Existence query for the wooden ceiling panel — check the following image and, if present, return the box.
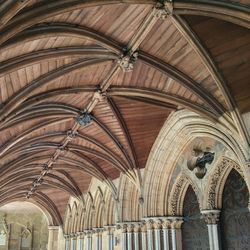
[112,97,172,169]
[0,57,86,103]
[44,4,152,45]
[140,18,224,105]
[62,169,92,194]
[0,36,94,62]
[41,188,70,218]
[215,0,250,5]
[184,16,250,114]
[111,60,205,107]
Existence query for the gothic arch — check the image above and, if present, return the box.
[168,173,200,216]
[143,109,249,217]
[204,156,248,210]
[118,174,142,222]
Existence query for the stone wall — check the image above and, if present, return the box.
[0,208,48,250]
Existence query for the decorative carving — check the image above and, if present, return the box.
[169,217,183,229]
[154,0,173,19]
[117,50,138,72]
[67,129,78,140]
[127,223,134,233]
[187,150,215,179]
[207,158,244,209]
[138,196,144,205]
[0,215,8,235]
[153,219,162,229]
[162,219,171,229]
[145,219,154,230]
[201,210,220,225]
[170,176,187,215]
[76,112,93,126]
[221,170,250,249]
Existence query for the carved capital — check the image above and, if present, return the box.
[84,230,93,237]
[93,227,104,236]
[162,219,171,229]
[202,210,220,225]
[145,219,154,230]
[104,225,115,235]
[153,219,163,229]
[133,223,142,233]
[127,223,134,233]
[168,217,183,229]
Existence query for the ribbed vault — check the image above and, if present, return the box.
[0,0,249,225]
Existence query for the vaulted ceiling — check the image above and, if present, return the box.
[0,0,249,225]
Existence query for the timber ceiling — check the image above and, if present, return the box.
[0,0,249,225]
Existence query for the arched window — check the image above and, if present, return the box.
[182,185,209,250]
[220,169,250,249]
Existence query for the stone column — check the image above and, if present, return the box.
[48,226,60,250]
[127,223,134,250]
[133,223,141,250]
[169,217,183,250]
[65,236,70,250]
[141,223,147,250]
[202,210,221,250]
[146,220,154,250]
[162,219,171,250]
[120,224,127,250]
[71,235,77,250]
[105,226,114,250]
[85,230,93,250]
[94,228,103,250]
[154,219,162,250]
[77,233,84,250]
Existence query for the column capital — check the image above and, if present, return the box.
[153,218,163,229]
[104,225,115,234]
[201,210,220,225]
[127,223,135,233]
[162,219,171,229]
[116,223,128,233]
[93,227,104,235]
[76,231,85,238]
[133,222,143,233]
[145,219,155,230]
[167,216,183,229]
[84,229,93,237]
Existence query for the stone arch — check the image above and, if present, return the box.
[84,193,95,230]
[104,189,116,226]
[203,156,247,210]
[64,204,72,234]
[93,187,105,228]
[143,109,249,217]
[118,174,142,222]
[168,173,200,216]
[71,201,78,233]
